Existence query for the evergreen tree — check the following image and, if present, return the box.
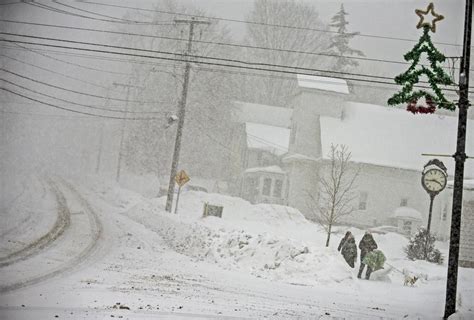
[326,4,364,72]
[388,26,454,113]
[405,228,444,264]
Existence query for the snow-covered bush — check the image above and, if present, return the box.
[404,228,444,264]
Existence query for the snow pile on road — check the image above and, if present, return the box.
[82,177,453,288]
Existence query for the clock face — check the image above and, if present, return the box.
[422,168,447,193]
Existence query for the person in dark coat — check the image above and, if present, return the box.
[337,231,352,252]
[341,234,357,268]
[357,231,378,279]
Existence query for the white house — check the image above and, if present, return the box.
[229,76,474,267]
[231,102,292,205]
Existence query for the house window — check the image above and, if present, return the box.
[359,192,368,210]
[273,179,283,198]
[262,178,272,196]
[400,198,408,207]
[442,204,448,221]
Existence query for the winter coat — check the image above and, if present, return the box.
[341,236,357,268]
[337,232,352,252]
[362,249,386,271]
[359,233,378,261]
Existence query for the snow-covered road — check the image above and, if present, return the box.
[1,176,473,319]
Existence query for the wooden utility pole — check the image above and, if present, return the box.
[444,0,472,318]
[165,17,210,213]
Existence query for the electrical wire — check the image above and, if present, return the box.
[1,68,170,103]
[0,87,162,120]
[0,42,464,99]
[0,78,169,114]
[1,37,467,94]
[79,1,466,48]
[0,32,463,84]
[1,39,130,75]
[0,52,118,93]
[25,0,176,26]
[2,19,460,71]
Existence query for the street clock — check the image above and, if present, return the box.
[421,159,448,243]
[421,159,448,195]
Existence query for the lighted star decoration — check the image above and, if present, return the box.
[415,3,444,33]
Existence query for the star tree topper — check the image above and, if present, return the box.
[415,3,444,33]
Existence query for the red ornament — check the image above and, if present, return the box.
[406,97,436,114]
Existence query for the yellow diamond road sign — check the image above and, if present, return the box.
[175,170,190,187]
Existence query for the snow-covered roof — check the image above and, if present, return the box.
[297,74,349,94]
[282,153,321,163]
[391,207,423,221]
[234,101,293,128]
[245,166,286,175]
[245,122,290,156]
[320,102,474,178]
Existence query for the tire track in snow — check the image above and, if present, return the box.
[0,178,71,267]
[0,178,103,293]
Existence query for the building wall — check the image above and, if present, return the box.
[438,188,474,267]
[285,160,320,219]
[338,163,446,230]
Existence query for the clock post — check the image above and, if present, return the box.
[421,159,448,259]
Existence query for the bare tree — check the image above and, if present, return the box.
[307,144,360,247]
[240,0,332,106]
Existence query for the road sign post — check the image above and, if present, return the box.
[174,170,190,214]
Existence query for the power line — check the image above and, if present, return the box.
[1,67,168,103]
[1,39,130,75]
[0,52,117,93]
[0,78,168,114]
[1,35,468,93]
[0,42,465,98]
[0,109,106,120]
[25,0,176,26]
[0,42,183,75]
[1,19,452,70]
[0,1,22,5]
[0,87,162,120]
[0,33,437,83]
[79,1,465,48]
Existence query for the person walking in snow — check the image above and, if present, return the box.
[340,234,357,268]
[357,231,378,279]
[337,231,352,252]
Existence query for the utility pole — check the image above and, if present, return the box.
[165,17,210,213]
[444,0,472,318]
[113,80,143,182]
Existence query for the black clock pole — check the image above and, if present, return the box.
[425,193,435,260]
[444,0,472,318]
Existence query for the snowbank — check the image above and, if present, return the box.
[83,178,456,289]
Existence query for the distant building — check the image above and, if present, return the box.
[285,75,473,240]
[230,75,474,267]
[231,102,291,204]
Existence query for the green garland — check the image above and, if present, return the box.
[388,26,455,113]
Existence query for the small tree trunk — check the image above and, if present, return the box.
[325,223,332,247]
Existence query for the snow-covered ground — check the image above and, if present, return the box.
[1,174,473,319]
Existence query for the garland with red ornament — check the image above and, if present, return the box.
[388,3,455,114]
